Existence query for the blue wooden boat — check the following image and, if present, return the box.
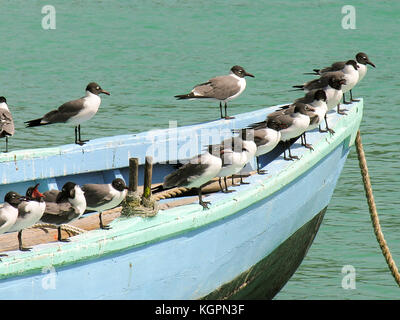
[0,100,363,299]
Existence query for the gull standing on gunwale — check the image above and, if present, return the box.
[215,136,257,192]
[293,71,347,118]
[267,103,313,161]
[159,145,224,209]
[82,178,128,230]
[174,65,255,120]
[275,90,328,146]
[305,60,359,105]
[0,192,25,258]
[306,52,375,103]
[247,118,281,174]
[8,184,46,251]
[40,182,87,242]
[0,97,14,153]
[24,82,110,145]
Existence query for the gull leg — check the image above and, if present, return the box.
[257,157,267,174]
[223,177,234,193]
[58,226,71,242]
[18,230,32,251]
[283,141,293,161]
[76,125,89,145]
[224,102,235,120]
[231,175,240,186]
[350,90,360,102]
[301,133,314,150]
[337,102,348,115]
[342,93,351,105]
[319,114,335,134]
[99,212,111,230]
[197,187,210,210]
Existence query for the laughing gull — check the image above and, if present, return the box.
[288,89,329,135]
[293,71,347,115]
[40,182,87,242]
[160,144,223,209]
[8,184,46,251]
[0,192,26,258]
[0,192,25,236]
[174,65,255,119]
[305,60,359,104]
[215,136,257,192]
[355,52,375,83]
[228,129,257,183]
[0,97,14,153]
[267,102,313,161]
[82,178,128,230]
[25,82,110,145]
[247,118,281,174]
[267,101,317,151]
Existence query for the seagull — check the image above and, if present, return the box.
[0,191,25,258]
[0,97,14,153]
[305,60,359,104]
[160,144,223,209]
[24,82,110,145]
[174,65,254,120]
[293,71,347,115]
[267,102,313,161]
[293,89,329,134]
[82,178,128,230]
[353,52,376,100]
[40,182,87,242]
[0,192,25,235]
[247,118,282,174]
[215,136,257,192]
[228,128,257,184]
[8,184,46,251]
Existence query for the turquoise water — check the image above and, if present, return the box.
[1,0,399,299]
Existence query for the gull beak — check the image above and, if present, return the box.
[367,60,376,68]
[244,72,255,78]
[32,184,44,199]
[100,89,111,95]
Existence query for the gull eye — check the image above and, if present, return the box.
[96,87,100,90]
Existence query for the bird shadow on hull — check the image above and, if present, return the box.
[256,136,299,169]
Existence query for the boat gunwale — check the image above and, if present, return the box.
[0,100,363,280]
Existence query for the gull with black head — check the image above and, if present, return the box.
[175,65,254,120]
[8,184,46,251]
[40,182,87,242]
[25,82,110,145]
[82,178,128,230]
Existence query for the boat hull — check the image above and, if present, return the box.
[0,100,363,299]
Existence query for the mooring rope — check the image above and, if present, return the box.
[30,223,87,236]
[355,130,400,287]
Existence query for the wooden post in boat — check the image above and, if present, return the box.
[142,156,153,200]
[128,157,139,192]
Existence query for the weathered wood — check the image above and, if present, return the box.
[143,156,153,200]
[128,157,139,192]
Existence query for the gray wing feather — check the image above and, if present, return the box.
[82,184,113,208]
[304,71,344,90]
[254,130,270,147]
[193,76,240,100]
[0,109,14,137]
[163,155,209,188]
[43,190,60,203]
[40,201,79,225]
[320,61,346,73]
[42,98,85,123]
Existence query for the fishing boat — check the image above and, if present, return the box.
[0,99,363,299]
